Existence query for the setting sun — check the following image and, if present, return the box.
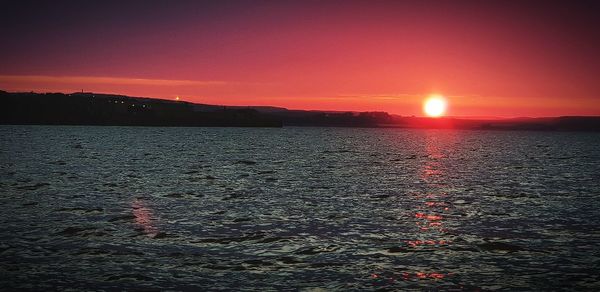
[423,95,448,117]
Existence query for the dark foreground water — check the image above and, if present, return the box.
[1,126,599,291]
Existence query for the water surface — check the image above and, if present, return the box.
[1,126,599,290]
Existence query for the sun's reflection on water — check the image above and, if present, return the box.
[131,198,159,237]
[396,132,459,284]
[370,133,462,287]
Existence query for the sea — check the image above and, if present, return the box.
[1,125,599,290]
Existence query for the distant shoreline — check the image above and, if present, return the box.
[1,90,599,131]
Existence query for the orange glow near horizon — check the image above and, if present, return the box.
[4,75,599,117]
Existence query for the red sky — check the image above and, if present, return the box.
[1,0,599,117]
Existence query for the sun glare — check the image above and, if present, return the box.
[423,95,447,117]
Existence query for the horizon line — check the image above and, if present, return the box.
[1,88,599,120]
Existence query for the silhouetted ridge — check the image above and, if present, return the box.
[1,90,599,131]
[0,91,281,127]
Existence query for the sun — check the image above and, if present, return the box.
[423,95,447,117]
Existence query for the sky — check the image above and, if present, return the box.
[1,0,599,117]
